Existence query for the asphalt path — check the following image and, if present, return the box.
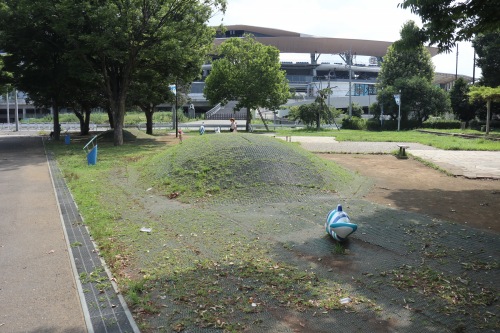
[0,135,87,333]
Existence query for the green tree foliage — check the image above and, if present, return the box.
[65,0,225,145]
[377,21,450,127]
[450,78,475,122]
[469,86,500,134]
[396,76,451,125]
[399,0,500,52]
[128,68,175,135]
[378,22,434,87]
[288,89,340,129]
[0,0,76,139]
[204,36,290,131]
[0,0,226,145]
[349,103,364,118]
[473,32,500,87]
[288,103,320,128]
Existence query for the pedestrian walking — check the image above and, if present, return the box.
[230,118,237,132]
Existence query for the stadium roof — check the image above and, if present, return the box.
[215,25,440,58]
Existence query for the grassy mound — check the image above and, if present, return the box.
[144,133,356,202]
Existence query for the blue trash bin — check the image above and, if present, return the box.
[64,134,70,145]
[87,145,98,165]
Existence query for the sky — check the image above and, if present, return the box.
[208,0,481,78]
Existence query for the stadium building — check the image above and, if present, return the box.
[1,25,473,122]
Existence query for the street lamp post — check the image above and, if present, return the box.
[348,51,352,117]
[14,89,19,131]
[6,91,10,126]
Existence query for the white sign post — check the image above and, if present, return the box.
[394,93,401,131]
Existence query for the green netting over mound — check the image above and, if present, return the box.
[145,134,356,202]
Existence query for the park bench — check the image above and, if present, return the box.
[397,144,409,159]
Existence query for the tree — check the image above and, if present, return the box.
[0,0,226,145]
[128,68,175,135]
[399,0,500,51]
[0,0,74,140]
[469,86,500,135]
[396,76,451,125]
[378,21,434,87]
[204,36,290,132]
[473,32,500,87]
[288,103,320,128]
[450,78,475,122]
[63,0,226,145]
[377,21,450,127]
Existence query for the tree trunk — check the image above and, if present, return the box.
[145,109,154,135]
[257,108,269,131]
[52,100,61,141]
[73,107,90,135]
[112,97,125,146]
[74,111,85,134]
[107,107,114,129]
[246,107,251,132]
[486,99,491,135]
[83,107,91,135]
[316,101,323,130]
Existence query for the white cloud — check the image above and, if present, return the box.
[210,0,481,78]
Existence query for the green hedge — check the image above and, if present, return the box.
[341,117,367,130]
[469,119,500,131]
[421,120,461,129]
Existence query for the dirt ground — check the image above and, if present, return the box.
[159,133,500,234]
[319,154,500,234]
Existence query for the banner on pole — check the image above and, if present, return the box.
[169,84,176,96]
[393,94,401,106]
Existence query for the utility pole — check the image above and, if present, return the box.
[327,71,331,108]
[339,49,353,117]
[14,89,19,131]
[472,50,476,84]
[348,50,352,117]
[6,91,10,126]
[175,80,178,138]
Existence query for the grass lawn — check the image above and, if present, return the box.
[47,129,500,332]
[271,128,500,151]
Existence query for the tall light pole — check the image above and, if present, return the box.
[5,91,10,126]
[14,89,19,131]
[339,50,353,116]
[348,50,352,117]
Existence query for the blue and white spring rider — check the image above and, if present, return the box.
[325,204,357,242]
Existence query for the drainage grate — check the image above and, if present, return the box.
[47,151,139,333]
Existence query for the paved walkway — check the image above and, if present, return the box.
[0,135,87,333]
[0,133,139,333]
[274,136,500,179]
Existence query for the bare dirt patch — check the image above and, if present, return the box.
[319,154,500,233]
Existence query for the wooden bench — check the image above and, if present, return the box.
[397,144,409,159]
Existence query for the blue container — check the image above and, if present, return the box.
[64,134,70,145]
[87,145,98,165]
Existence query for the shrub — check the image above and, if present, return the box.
[342,117,367,130]
[422,119,461,129]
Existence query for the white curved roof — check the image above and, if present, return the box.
[215,25,439,58]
